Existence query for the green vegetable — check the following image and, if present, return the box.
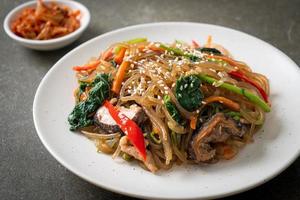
[163,95,183,124]
[175,39,184,44]
[198,47,222,55]
[170,131,181,147]
[110,60,117,68]
[126,37,147,44]
[68,74,110,131]
[76,82,89,102]
[122,153,133,161]
[225,111,241,121]
[160,44,185,56]
[175,75,204,111]
[114,38,148,54]
[207,58,228,66]
[148,132,161,144]
[198,74,271,112]
[159,44,200,62]
[211,103,223,114]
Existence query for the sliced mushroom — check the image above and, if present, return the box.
[119,136,158,173]
[188,113,247,163]
[94,104,147,134]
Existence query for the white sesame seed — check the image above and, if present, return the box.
[209,68,216,73]
[175,43,181,48]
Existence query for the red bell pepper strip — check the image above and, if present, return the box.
[72,60,101,71]
[103,101,147,160]
[228,71,269,103]
[192,40,200,48]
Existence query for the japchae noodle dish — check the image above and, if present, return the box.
[68,37,271,173]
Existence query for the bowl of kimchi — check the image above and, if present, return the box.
[3,0,90,50]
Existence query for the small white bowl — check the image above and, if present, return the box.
[3,0,90,50]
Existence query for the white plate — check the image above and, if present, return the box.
[33,22,300,199]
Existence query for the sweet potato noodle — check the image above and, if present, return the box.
[67,37,271,173]
[11,0,80,40]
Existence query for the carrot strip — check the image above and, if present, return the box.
[137,44,146,51]
[112,61,130,94]
[222,145,236,160]
[114,47,127,65]
[206,35,212,47]
[149,44,164,52]
[190,116,197,130]
[203,96,240,111]
[101,48,113,61]
[153,125,160,134]
[72,60,100,71]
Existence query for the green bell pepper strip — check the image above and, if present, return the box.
[115,38,148,53]
[160,44,200,61]
[126,37,147,44]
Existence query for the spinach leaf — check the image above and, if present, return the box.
[188,55,200,62]
[163,95,184,125]
[110,60,117,68]
[68,74,110,131]
[175,75,203,111]
[197,47,222,55]
[76,82,89,102]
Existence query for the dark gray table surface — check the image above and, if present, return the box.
[1,0,299,199]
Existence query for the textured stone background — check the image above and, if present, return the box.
[1,0,299,199]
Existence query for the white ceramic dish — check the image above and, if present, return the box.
[33,22,300,199]
[3,0,90,50]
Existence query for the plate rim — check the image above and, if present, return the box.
[33,22,300,199]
